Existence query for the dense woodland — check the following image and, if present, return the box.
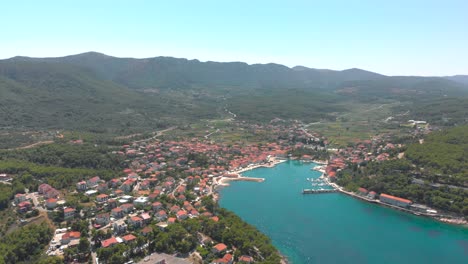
[0,223,53,264]
[405,125,467,185]
[337,126,468,216]
[0,143,125,170]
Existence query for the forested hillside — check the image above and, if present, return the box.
[0,60,219,132]
[0,223,53,263]
[1,52,467,134]
[405,125,468,185]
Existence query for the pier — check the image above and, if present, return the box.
[302,189,337,194]
[230,177,265,182]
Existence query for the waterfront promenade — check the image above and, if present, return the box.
[323,177,468,225]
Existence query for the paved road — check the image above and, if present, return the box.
[27,193,47,212]
[170,179,185,196]
[88,219,97,264]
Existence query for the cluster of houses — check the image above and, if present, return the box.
[59,136,296,262]
[323,136,403,181]
[12,183,62,213]
[10,123,332,263]
[14,193,32,213]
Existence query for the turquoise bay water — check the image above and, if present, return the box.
[219,160,468,264]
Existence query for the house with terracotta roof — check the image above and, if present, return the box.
[101,237,119,248]
[111,207,124,218]
[97,183,108,193]
[107,199,117,209]
[44,188,60,199]
[122,234,137,243]
[155,210,167,221]
[358,187,368,196]
[176,210,188,220]
[110,178,121,188]
[212,243,227,254]
[140,180,150,190]
[190,209,200,217]
[152,201,162,211]
[368,191,377,199]
[167,217,176,224]
[141,212,151,224]
[114,189,124,196]
[120,180,135,193]
[87,176,101,188]
[170,205,180,214]
[76,181,87,191]
[379,193,412,208]
[96,213,110,225]
[212,253,233,264]
[38,183,53,194]
[238,255,254,263]
[96,193,109,203]
[64,207,75,220]
[17,201,32,212]
[61,231,81,244]
[140,226,152,236]
[14,193,26,204]
[46,198,57,209]
[129,216,144,228]
[120,203,134,213]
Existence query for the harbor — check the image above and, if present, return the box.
[301,174,337,194]
[219,160,468,264]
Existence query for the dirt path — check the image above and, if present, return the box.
[133,126,177,143]
[114,133,143,140]
[6,140,54,151]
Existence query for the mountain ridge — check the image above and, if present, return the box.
[1,52,467,132]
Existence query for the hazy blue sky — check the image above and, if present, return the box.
[2,0,467,75]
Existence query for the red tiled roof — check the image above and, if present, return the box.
[122,234,137,242]
[213,243,227,252]
[239,255,254,262]
[177,210,187,216]
[141,226,152,234]
[358,187,368,193]
[63,231,81,240]
[380,193,411,204]
[101,237,118,248]
[130,216,142,222]
[64,207,75,213]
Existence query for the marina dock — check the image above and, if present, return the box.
[302,189,337,194]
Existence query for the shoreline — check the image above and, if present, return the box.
[230,158,287,175]
[212,158,287,200]
[324,178,468,227]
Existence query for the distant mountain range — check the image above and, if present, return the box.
[1,52,467,131]
[444,75,468,85]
